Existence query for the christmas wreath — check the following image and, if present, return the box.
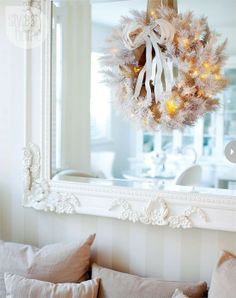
[101,6,228,130]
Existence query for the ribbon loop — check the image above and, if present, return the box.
[122,19,176,102]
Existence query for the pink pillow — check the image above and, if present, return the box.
[0,234,96,297]
[92,263,207,298]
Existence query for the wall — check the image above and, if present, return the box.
[0,0,236,286]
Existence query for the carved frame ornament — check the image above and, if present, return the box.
[23,144,208,229]
[23,0,236,232]
[23,144,81,214]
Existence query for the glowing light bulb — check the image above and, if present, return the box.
[150,10,156,17]
[203,62,210,70]
[200,73,208,80]
[192,69,199,77]
[166,99,178,116]
[214,74,222,81]
[133,66,142,74]
[183,38,190,49]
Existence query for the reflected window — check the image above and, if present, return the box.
[90,52,111,143]
[224,69,236,147]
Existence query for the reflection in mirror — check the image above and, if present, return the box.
[51,0,236,193]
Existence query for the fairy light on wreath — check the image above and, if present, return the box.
[101,1,228,130]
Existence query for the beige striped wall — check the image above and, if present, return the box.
[1,0,236,285]
[1,199,236,284]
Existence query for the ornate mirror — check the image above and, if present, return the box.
[24,0,236,231]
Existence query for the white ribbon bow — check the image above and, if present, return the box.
[122,19,176,103]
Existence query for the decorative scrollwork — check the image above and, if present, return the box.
[22,0,44,35]
[23,143,40,192]
[109,199,207,229]
[23,143,81,214]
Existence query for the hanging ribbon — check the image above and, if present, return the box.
[146,0,178,22]
[122,19,176,103]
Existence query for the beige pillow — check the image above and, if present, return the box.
[209,250,236,298]
[4,273,100,298]
[172,289,189,298]
[0,234,95,298]
[92,264,207,298]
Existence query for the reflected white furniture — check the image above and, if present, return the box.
[175,165,202,186]
[55,169,99,179]
[91,152,115,179]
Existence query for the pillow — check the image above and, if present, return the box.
[0,234,95,298]
[92,264,207,298]
[208,250,236,298]
[4,273,100,298]
[172,289,189,298]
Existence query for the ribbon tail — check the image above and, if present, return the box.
[145,38,153,103]
[151,35,164,102]
[167,59,174,86]
[133,64,146,99]
[155,42,172,93]
[162,57,172,92]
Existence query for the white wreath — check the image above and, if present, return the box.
[102,7,228,130]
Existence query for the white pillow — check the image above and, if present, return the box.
[4,273,100,298]
[0,234,96,298]
[172,289,189,298]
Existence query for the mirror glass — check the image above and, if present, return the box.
[51,0,236,193]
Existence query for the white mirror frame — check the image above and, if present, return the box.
[23,0,236,232]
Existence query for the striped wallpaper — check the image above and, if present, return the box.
[0,0,236,286]
[2,200,236,284]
